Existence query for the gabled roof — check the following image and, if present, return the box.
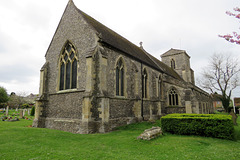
[61,1,184,81]
[74,5,160,71]
[161,48,190,58]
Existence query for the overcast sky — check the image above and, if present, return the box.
[0,0,240,98]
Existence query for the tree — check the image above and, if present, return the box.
[219,7,240,44]
[199,53,240,112]
[0,86,9,104]
[8,92,27,109]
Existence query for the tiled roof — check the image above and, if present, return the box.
[72,1,183,81]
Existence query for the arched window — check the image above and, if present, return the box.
[59,42,78,90]
[171,59,175,69]
[168,88,179,106]
[116,59,124,96]
[142,69,148,98]
[158,75,162,98]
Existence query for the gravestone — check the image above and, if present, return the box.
[5,106,9,116]
[16,108,18,112]
[23,109,26,116]
[137,126,162,140]
[19,110,23,119]
[28,109,30,116]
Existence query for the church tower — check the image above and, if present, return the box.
[161,48,195,84]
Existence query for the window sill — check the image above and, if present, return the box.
[57,88,78,94]
[115,95,126,99]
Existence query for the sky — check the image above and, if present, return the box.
[0,0,240,98]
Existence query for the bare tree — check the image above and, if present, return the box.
[8,92,27,109]
[200,53,240,112]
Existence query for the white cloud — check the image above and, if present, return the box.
[0,0,240,98]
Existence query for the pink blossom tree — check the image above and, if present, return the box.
[219,7,240,45]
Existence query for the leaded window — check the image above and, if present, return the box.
[169,88,179,106]
[116,59,124,96]
[142,69,148,98]
[59,42,78,90]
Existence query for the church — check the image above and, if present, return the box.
[33,0,213,133]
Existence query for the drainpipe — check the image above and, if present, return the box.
[141,62,144,120]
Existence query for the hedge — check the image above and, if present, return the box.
[160,114,234,140]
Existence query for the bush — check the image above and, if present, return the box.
[30,106,35,116]
[161,114,234,140]
[21,103,29,109]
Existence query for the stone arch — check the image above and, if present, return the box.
[58,40,78,91]
[115,56,126,96]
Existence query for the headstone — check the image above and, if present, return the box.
[23,109,26,117]
[5,106,9,116]
[16,108,18,112]
[28,109,30,116]
[137,126,162,140]
[19,110,23,118]
[230,109,238,125]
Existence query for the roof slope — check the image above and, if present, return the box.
[146,52,183,80]
[76,9,160,70]
[70,1,183,81]
[161,48,190,58]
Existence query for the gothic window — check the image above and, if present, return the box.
[171,59,175,69]
[116,59,124,96]
[168,88,179,106]
[142,69,148,98]
[158,75,162,98]
[59,42,78,91]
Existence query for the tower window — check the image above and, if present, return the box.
[171,59,175,69]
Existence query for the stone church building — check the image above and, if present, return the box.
[33,0,213,133]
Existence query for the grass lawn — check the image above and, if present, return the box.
[0,110,240,160]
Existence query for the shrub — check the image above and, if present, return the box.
[30,106,35,116]
[21,103,29,109]
[161,114,234,140]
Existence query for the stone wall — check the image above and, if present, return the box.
[44,1,98,94]
[34,1,213,134]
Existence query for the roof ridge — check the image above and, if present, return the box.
[139,47,164,72]
[72,3,161,70]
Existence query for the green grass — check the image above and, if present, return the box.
[0,110,240,160]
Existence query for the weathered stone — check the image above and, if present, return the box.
[137,126,163,140]
[5,106,9,116]
[19,110,23,119]
[33,0,213,134]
